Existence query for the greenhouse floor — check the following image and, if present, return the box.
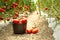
[0,23,54,40]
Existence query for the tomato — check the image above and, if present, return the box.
[18,18,23,24]
[4,0,8,2]
[10,6,13,9]
[10,3,15,9]
[18,21,22,24]
[6,18,10,21]
[12,3,15,6]
[13,19,19,24]
[0,17,4,20]
[45,7,48,10]
[15,3,18,7]
[0,8,5,12]
[11,5,15,8]
[26,29,32,34]
[12,3,18,8]
[22,18,27,24]
[2,6,7,10]
[32,28,38,34]
[15,12,19,17]
[13,15,17,19]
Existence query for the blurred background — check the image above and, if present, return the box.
[0,0,60,40]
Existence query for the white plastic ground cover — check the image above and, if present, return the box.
[0,18,13,30]
[40,11,60,40]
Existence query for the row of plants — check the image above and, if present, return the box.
[39,0,60,23]
[0,0,39,34]
[0,0,38,22]
[1,0,60,23]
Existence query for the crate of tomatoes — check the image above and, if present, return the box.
[13,16,27,34]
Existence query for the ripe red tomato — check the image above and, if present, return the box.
[4,0,8,2]
[12,3,18,8]
[13,15,17,19]
[18,21,22,24]
[0,17,4,20]
[10,3,17,9]
[15,3,18,7]
[18,18,23,24]
[12,3,15,6]
[32,28,38,34]
[13,19,19,24]
[26,29,32,34]
[10,6,13,9]
[45,7,48,10]
[22,18,27,24]
[10,3,15,9]
[6,18,10,21]
[15,12,19,17]
[2,6,7,10]
[0,8,5,12]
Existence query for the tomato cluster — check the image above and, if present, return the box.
[4,0,8,2]
[0,17,10,21]
[0,17,4,20]
[0,8,5,12]
[13,17,27,24]
[13,17,38,34]
[10,3,18,9]
[26,27,38,34]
